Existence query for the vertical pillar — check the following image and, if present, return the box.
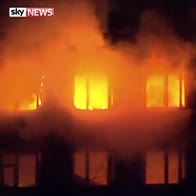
[164,151,168,184]
[38,135,73,187]
[14,154,19,187]
[86,151,90,184]
[107,154,114,184]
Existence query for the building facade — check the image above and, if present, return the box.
[0,1,195,193]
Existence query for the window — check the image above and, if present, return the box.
[18,155,36,187]
[18,94,42,111]
[18,75,44,110]
[73,152,110,185]
[145,150,185,184]
[1,153,39,187]
[145,151,165,184]
[2,154,17,187]
[6,75,44,111]
[74,74,110,110]
[74,76,87,110]
[73,152,86,182]
[146,74,185,107]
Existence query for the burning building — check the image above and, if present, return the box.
[0,0,195,195]
[0,47,193,192]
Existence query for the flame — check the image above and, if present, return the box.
[168,74,180,107]
[146,75,164,107]
[5,94,42,111]
[74,76,87,110]
[18,94,41,111]
[74,74,109,110]
[15,75,43,111]
[182,78,185,107]
[38,95,42,106]
[88,75,108,110]
[146,74,185,108]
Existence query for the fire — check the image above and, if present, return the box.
[74,76,87,110]
[18,94,41,111]
[74,74,109,110]
[146,75,165,107]
[182,78,185,107]
[168,74,180,107]
[88,76,108,110]
[146,74,185,108]
[16,75,44,111]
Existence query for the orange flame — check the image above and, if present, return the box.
[18,94,41,111]
[146,74,185,108]
[74,74,109,110]
[146,75,165,107]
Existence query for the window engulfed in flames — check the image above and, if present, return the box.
[74,74,109,110]
[146,74,185,107]
[146,76,165,107]
[16,75,44,111]
[74,76,87,110]
[18,94,42,111]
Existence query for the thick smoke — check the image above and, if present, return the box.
[0,1,193,157]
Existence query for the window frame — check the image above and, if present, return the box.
[74,74,113,110]
[73,151,114,185]
[0,153,40,187]
[145,149,185,185]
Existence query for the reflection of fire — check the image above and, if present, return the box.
[146,74,185,107]
[74,152,108,185]
[74,74,109,110]
[145,150,185,184]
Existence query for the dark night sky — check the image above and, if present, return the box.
[108,0,196,41]
[0,0,196,41]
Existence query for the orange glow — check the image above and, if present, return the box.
[74,76,87,110]
[74,74,109,110]
[168,151,179,183]
[74,152,86,180]
[88,76,108,110]
[146,151,184,184]
[182,79,185,107]
[18,94,41,111]
[73,152,108,185]
[146,75,164,107]
[89,152,108,185]
[145,151,165,184]
[146,74,185,107]
[38,95,42,106]
[18,155,36,187]
[168,74,180,107]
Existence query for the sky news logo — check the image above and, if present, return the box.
[9,7,54,17]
